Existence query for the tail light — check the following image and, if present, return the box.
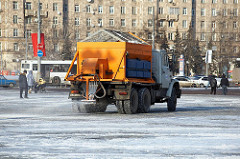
[119,92,128,95]
[71,90,79,94]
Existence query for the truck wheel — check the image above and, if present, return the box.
[9,83,14,87]
[167,88,177,112]
[115,88,138,114]
[138,88,151,113]
[95,97,108,112]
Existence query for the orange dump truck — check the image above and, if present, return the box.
[65,41,181,114]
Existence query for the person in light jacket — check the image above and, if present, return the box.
[19,70,28,98]
[27,70,35,93]
[220,74,229,95]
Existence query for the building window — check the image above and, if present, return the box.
[212,8,217,16]
[183,0,187,2]
[25,2,32,10]
[201,8,205,16]
[183,8,187,15]
[53,30,58,38]
[212,33,217,41]
[168,33,173,40]
[75,30,80,40]
[223,0,227,3]
[223,9,227,16]
[159,7,163,14]
[234,46,238,53]
[148,33,152,40]
[0,29,2,37]
[54,44,59,52]
[148,19,153,27]
[159,20,164,27]
[201,0,205,3]
[109,19,114,26]
[13,29,18,37]
[233,0,238,3]
[233,21,237,29]
[0,42,2,51]
[98,19,103,27]
[182,20,187,28]
[212,21,216,29]
[121,19,126,27]
[182,32,187,40]
[86,18,91,27]
[53,17,58,25]
[0,15,1,24]
[86,32,91,37]
[159,0,164,2]
[132,19,137,27]
[169,7,179,15]
[13,15,18,24]
[13,1,18,10]
[63,4,68,12]
[201,21,205,28]
[121,6,126,14]
[233,9,238,16]
[14,43,19,51]
[98,5,103,14]
[75,5,80,12]
[148,7,153,14]
[28,43,33,51]
[109,6,114,14]
[223,21,227,28]
[26,29,31,38]
[86,5,91,13]
[75,18,80,26]
[212,0,217,3]
[132,7,137,15]
[200,33,205,41]
[53,3,58,11]
[168,20,174,27]
[26,17,32,24]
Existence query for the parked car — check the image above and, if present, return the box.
[0,75,17,87]
[192,76,220,87]
[173,76,197,87]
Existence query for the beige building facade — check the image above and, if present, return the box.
[0,0,239,73]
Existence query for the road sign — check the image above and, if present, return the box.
[37,50,43,57]
[37,43,43,50]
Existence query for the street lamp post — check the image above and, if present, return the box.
[37,0,41,80]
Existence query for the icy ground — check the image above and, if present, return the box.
[0,89,240,159]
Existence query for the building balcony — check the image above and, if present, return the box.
[167,14,179,21]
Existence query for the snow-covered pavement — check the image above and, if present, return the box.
[0,89,240,158]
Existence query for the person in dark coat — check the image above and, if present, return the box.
[220,74,229,95]
[210,76,217,95]
[19,70,28,98]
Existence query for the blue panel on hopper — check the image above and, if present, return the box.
[143,71,151,78]
[143,61,151,70]
[136,60,144,69]
[126,70,137,77]
[136,71,144,78]
[126,59,137,69]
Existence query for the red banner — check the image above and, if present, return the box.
[31,33,46,57]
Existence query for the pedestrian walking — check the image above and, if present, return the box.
[27,70,35,93]
[220,74,229,95]
[210,76,217,95]
[19,70,28,98]
[206,74,213,89]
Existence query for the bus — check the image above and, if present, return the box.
[20,60,77,85]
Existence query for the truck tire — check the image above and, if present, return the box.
[95,97,108,112]
[138,88,151,113]
[167,88,177,112]
[9,83,14,87]
[116,88,138,114]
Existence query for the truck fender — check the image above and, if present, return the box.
[166,79,180,98]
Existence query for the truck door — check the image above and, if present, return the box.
[161,54,171,88]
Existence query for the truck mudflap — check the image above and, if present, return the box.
[166,79,181,98]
